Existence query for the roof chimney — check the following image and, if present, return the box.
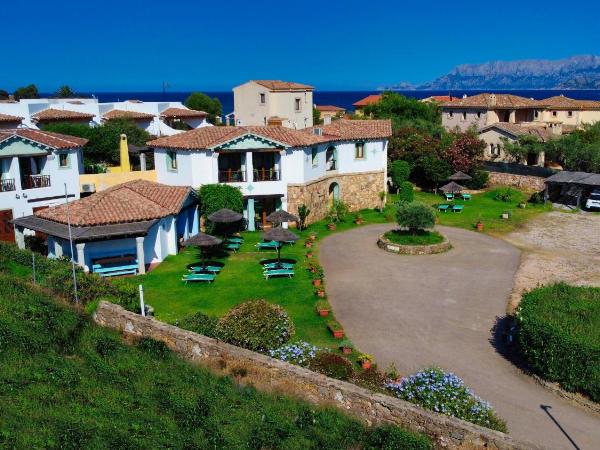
[490,94,497,106]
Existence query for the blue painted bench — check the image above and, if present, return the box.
[92,251,138,277]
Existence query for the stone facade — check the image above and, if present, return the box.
[94,301,541,450]
[487,172,546,191]
[287,170,385,223]
[378,234,452,255]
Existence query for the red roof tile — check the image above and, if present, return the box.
[0,128,88,149]
[306,119,392,141]
[32,108,95,121]
[315,105,345,112]
[535,95,600,110]
[160,107,207,118]
[252,80,314,91]
[103,109,155,120]
[36,180,191,226]
[352,94,382,107]
[441,93,538,109]
[0,113,23,123]
[479,123,556,142]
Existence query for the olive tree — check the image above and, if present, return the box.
[396,202,435,234]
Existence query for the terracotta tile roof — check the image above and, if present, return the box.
[441,93,538,109]
[0,113,23,123]
[421,95,457,103]
[35,180,192,226]
[315,105,345,112]
[352,94,382,107]
[160,107,207,118]
[0,128,88,149]
[536,95,600,110]
[479,123,555,142]
[103,109,155,120]
[252,80,314,91]
[306,119,392,141]
[32,108,95,121]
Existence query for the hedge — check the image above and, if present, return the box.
[516,283,600,401]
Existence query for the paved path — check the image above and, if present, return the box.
[321,225,600,450]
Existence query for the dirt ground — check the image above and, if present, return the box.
[503,211,600,312]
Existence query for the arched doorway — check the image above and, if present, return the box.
[325,146,337,171]
[328,182,340,206]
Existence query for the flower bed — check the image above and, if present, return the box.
[383,229,444,246]
[377,233,451,255]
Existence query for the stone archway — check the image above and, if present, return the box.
[328,182,340,206]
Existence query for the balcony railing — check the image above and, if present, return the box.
[21,174,51,190]
[0,178,16,192]
[218,169,246,183]
[326,159,337,171]
[253,168,280,182]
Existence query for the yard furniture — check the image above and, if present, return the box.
[227,237,243,243]
[461,193,472,200]
[264,269,295,279]
[256,240,281,250]
[444,192,455,201]
[452,204,464,213]
[181,273,216,283]
[207,208,243,242]
[181,232,223,271]
[226,242,240,252]
[263,262,294,270]
[190,265,222,274]
[262,226,300,266]
[438,204,450,212]
[440,181,465,198]
[91,253,138,277]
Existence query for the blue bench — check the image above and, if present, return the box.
[92,252,138,277]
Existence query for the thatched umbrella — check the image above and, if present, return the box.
[262,226,299,265]
[448,171,472,182]
[440,181,465,194]
[208,208,243,223]
[182,232,222,268]
[266,209,299,226]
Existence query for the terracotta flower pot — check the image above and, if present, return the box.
[305,242,312,248]
[332,330,344,339]
[309,235,317,241]
[327,223,336,231]
[361,360,372,370]
[355,220,362,225]
[342,347,352,355]
[318,309,330,317]
[317,290,326,298]
[476,222,484,231]
[306,253,313,259]
[313,279,322,287]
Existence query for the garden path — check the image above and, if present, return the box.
[321,224,600,450]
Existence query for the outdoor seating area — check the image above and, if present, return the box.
[91,253,138,277]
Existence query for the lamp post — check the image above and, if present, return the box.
[64,183,79,304]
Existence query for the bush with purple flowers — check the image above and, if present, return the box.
[385,367,507,432]
[269,341,318,367]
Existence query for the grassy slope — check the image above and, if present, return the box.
[0,274,430,449]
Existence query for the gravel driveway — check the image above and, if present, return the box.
[321,224,600,450]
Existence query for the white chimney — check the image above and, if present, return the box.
[323,115,332,125]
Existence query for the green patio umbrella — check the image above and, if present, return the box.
[262,226,299,265]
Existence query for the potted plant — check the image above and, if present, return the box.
[304,238,313,248]
[306,251,313,259]
[327,320,344,339]
[476,220,484,231]
[306,261,318,273]
[308,232,317,242]
[358,353,373,370]
[354,213,363,225]
[385,363,400,382]
[339,339,354,355]
[312,277,322,287]
[311,266,324,286]
[327,222,336,231]
[316,300,330,317]
[315,286,326,298]
[501,210,510,220]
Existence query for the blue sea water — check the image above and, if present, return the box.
[54,90,600,115]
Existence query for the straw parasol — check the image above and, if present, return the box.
[440,181,465,194]
[266,209,299,225]
[208,208,243,223]
[182,232,222,268]
[448,171,472,182]
[262,226,299,265]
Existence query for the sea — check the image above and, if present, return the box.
[47,90,600,115]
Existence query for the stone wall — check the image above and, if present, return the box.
[287,170,384,223]
[487,172,546,191]
[94,301,541,450]
[378,234,452,255]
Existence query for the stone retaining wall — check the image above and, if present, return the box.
[378,234,452,255]
[287,170,385,223]
[487,172,546,191]
[94,301,541,450]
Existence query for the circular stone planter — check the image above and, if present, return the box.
[377,232,452,255]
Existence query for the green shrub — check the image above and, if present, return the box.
[396,202,435,234]
[179,311,218,337]
[389,160,411,189]
[383,230,444,246]
[398,181,414,203]
[516,283,600,401]
[529,190,545,204]
[327,200,349,223]
[493,187,519,202]
[216,300,295,352]
[297,204,311,230]
[197,184,243,232]
[309,351,354,380]
[364,425,432,450]
[467,169,489,190]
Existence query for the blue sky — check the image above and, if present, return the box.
[3,0,600,92]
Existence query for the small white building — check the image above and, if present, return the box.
[233,80,314,129]
[148,119,391,228]
[0,128,86,242]
[13,180,198,274]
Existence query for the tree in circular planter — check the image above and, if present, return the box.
[395,201,436,235]
[215,300,295,352]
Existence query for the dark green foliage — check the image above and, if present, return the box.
[529,191,545,204]
[327,200,349,223]
[383,230,444,246]
[516,283,600,401]
[185,92,222,124]
[493,188,519,202]
[0,276,428,448]
[216,300,295,352]
[179,311,218,337]
[396,202,436,234]
[13,84,39,100]
[54,85,77,98]
[0,89,9,100]
[398,181,414,203]
[419,155,452,188]
[297,204,311,230]
[389,160,411,190]
[309,351,354,381]
[364,425,432,450]
[467,169,489,189]
[312,107,322,125]
[197,183,244,232]
[363,92,441,130]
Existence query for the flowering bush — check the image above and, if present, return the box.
[269,341,318,367]
[216,300,295,352]
[385,367,507,432]
[309,351,354,381]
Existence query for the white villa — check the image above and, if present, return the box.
[149,119,391,229]
[0,98,210,136]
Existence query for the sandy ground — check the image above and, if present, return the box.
[503,211,600,312]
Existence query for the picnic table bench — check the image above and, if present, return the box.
[452,204,464,213]
[438,204,450,212]
[92,252,138,277]
[182,273,216,283]
[264,269,295,279]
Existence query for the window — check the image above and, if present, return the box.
[166,151,177,171]
[311,147,318,167]
[259,93,266,104]
[477,112,482,119]
[294,98,301,112]
[58,153,69,168]
[448,111,454,118]
[552,111,557,117]
[462,112,467,121]
[355,142,365,159]
[568,110,573,118]
[534,110,539,118]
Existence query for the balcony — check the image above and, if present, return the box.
[21,174,51,190]
[218,169,246,183]
[0,178,16,192]
[253,168,280,182]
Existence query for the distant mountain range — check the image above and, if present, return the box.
[386,55,600,90]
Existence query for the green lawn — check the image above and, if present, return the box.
[383,230,444,245]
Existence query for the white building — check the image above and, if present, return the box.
[0,98,210,136]
[233,80,314,129]
[148,119,391,229]
[0,129,86,242]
